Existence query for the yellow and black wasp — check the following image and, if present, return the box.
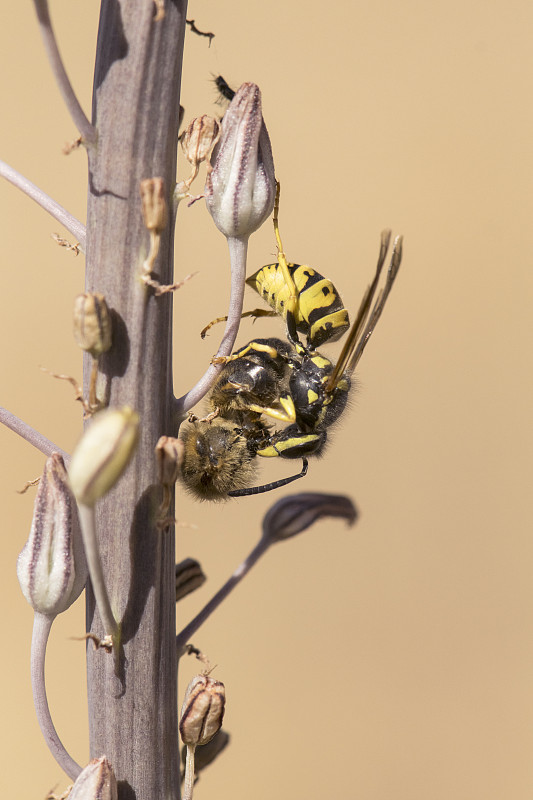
[179,184,403,500]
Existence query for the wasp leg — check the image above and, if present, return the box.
[272,181,303,349]
[228,458,308,497]
[256,428,326,459]
[200,308,276,339]
[247,393,297,424]
[211,339,283,366]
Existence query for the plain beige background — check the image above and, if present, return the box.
[1,1,532,798]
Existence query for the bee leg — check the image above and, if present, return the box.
[228,458,308,497]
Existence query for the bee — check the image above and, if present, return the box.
[179,337,309,499]
[179,227,403,500]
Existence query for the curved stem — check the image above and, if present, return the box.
[32,0,96,146]
[176,536,270,652]
[0,161,86,248]
[31,612,82,779]
[78,504,118,641]
[0,406,70,462]
[175,234,248,416]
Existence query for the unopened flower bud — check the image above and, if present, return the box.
[262,492,358,543]
[73,293,112,358]
[180,675,226,747]
[140,177,168,233]
[156,436,183,487]
[205,82,275,239]
[175,558,206,602]
[181,116,220,167]
[68,756,118,800]
[17,454,88,616]
[69,407,139,506]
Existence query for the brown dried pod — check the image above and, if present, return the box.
[156,436,184,487]
[181,115,220,167]
[140,176,168,233]
[73,293,112,359]
[179,675,226,747]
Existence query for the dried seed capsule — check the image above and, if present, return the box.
[205,83,275,239]
[262,492,358,543]
[175,558,206,602]
[17,453,88,616]
[181,115,220,167]
[73,293,112,358]
[68,756,118,800]
[179,675,226,747]
[156,436,184,487]
[140,177,168,233]
[68,407,139,506]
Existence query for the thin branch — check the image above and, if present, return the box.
[0,406,69,462]
[32,0,96,146]
[31,612,83,780]
[176,537,270,652]
[174,234,248,416]
[0,161,86,249]
[78,504,118,643]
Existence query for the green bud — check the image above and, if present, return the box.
[69,407,139,506]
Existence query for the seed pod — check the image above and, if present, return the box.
[262,492,358,543]
[179,675,226,747]
[73,293,112,358]
[140,177,168,233]
[156,436,184,487]
[68,756,118,800]
[205,83,275,239]
[17,453,88,616]
[175,558,206,602]
[181,115,220,167]
[68,407,139,506]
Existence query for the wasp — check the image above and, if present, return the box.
[201,183,350,351]
[179,215,403,499]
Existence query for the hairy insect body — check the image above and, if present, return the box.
[179,336,352,500]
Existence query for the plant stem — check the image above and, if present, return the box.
[32,0,96,146]
[83,3,187,796]
[0,161,86,248]
[182,745,196,800]
[78,504,118,641]
[176,536,271,651]
[31,612,82,780]
[175,234,249,415]
[0,406,69,462]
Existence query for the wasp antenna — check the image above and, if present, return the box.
[228,459,308,497]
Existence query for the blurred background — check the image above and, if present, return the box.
[1,1,532,797]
